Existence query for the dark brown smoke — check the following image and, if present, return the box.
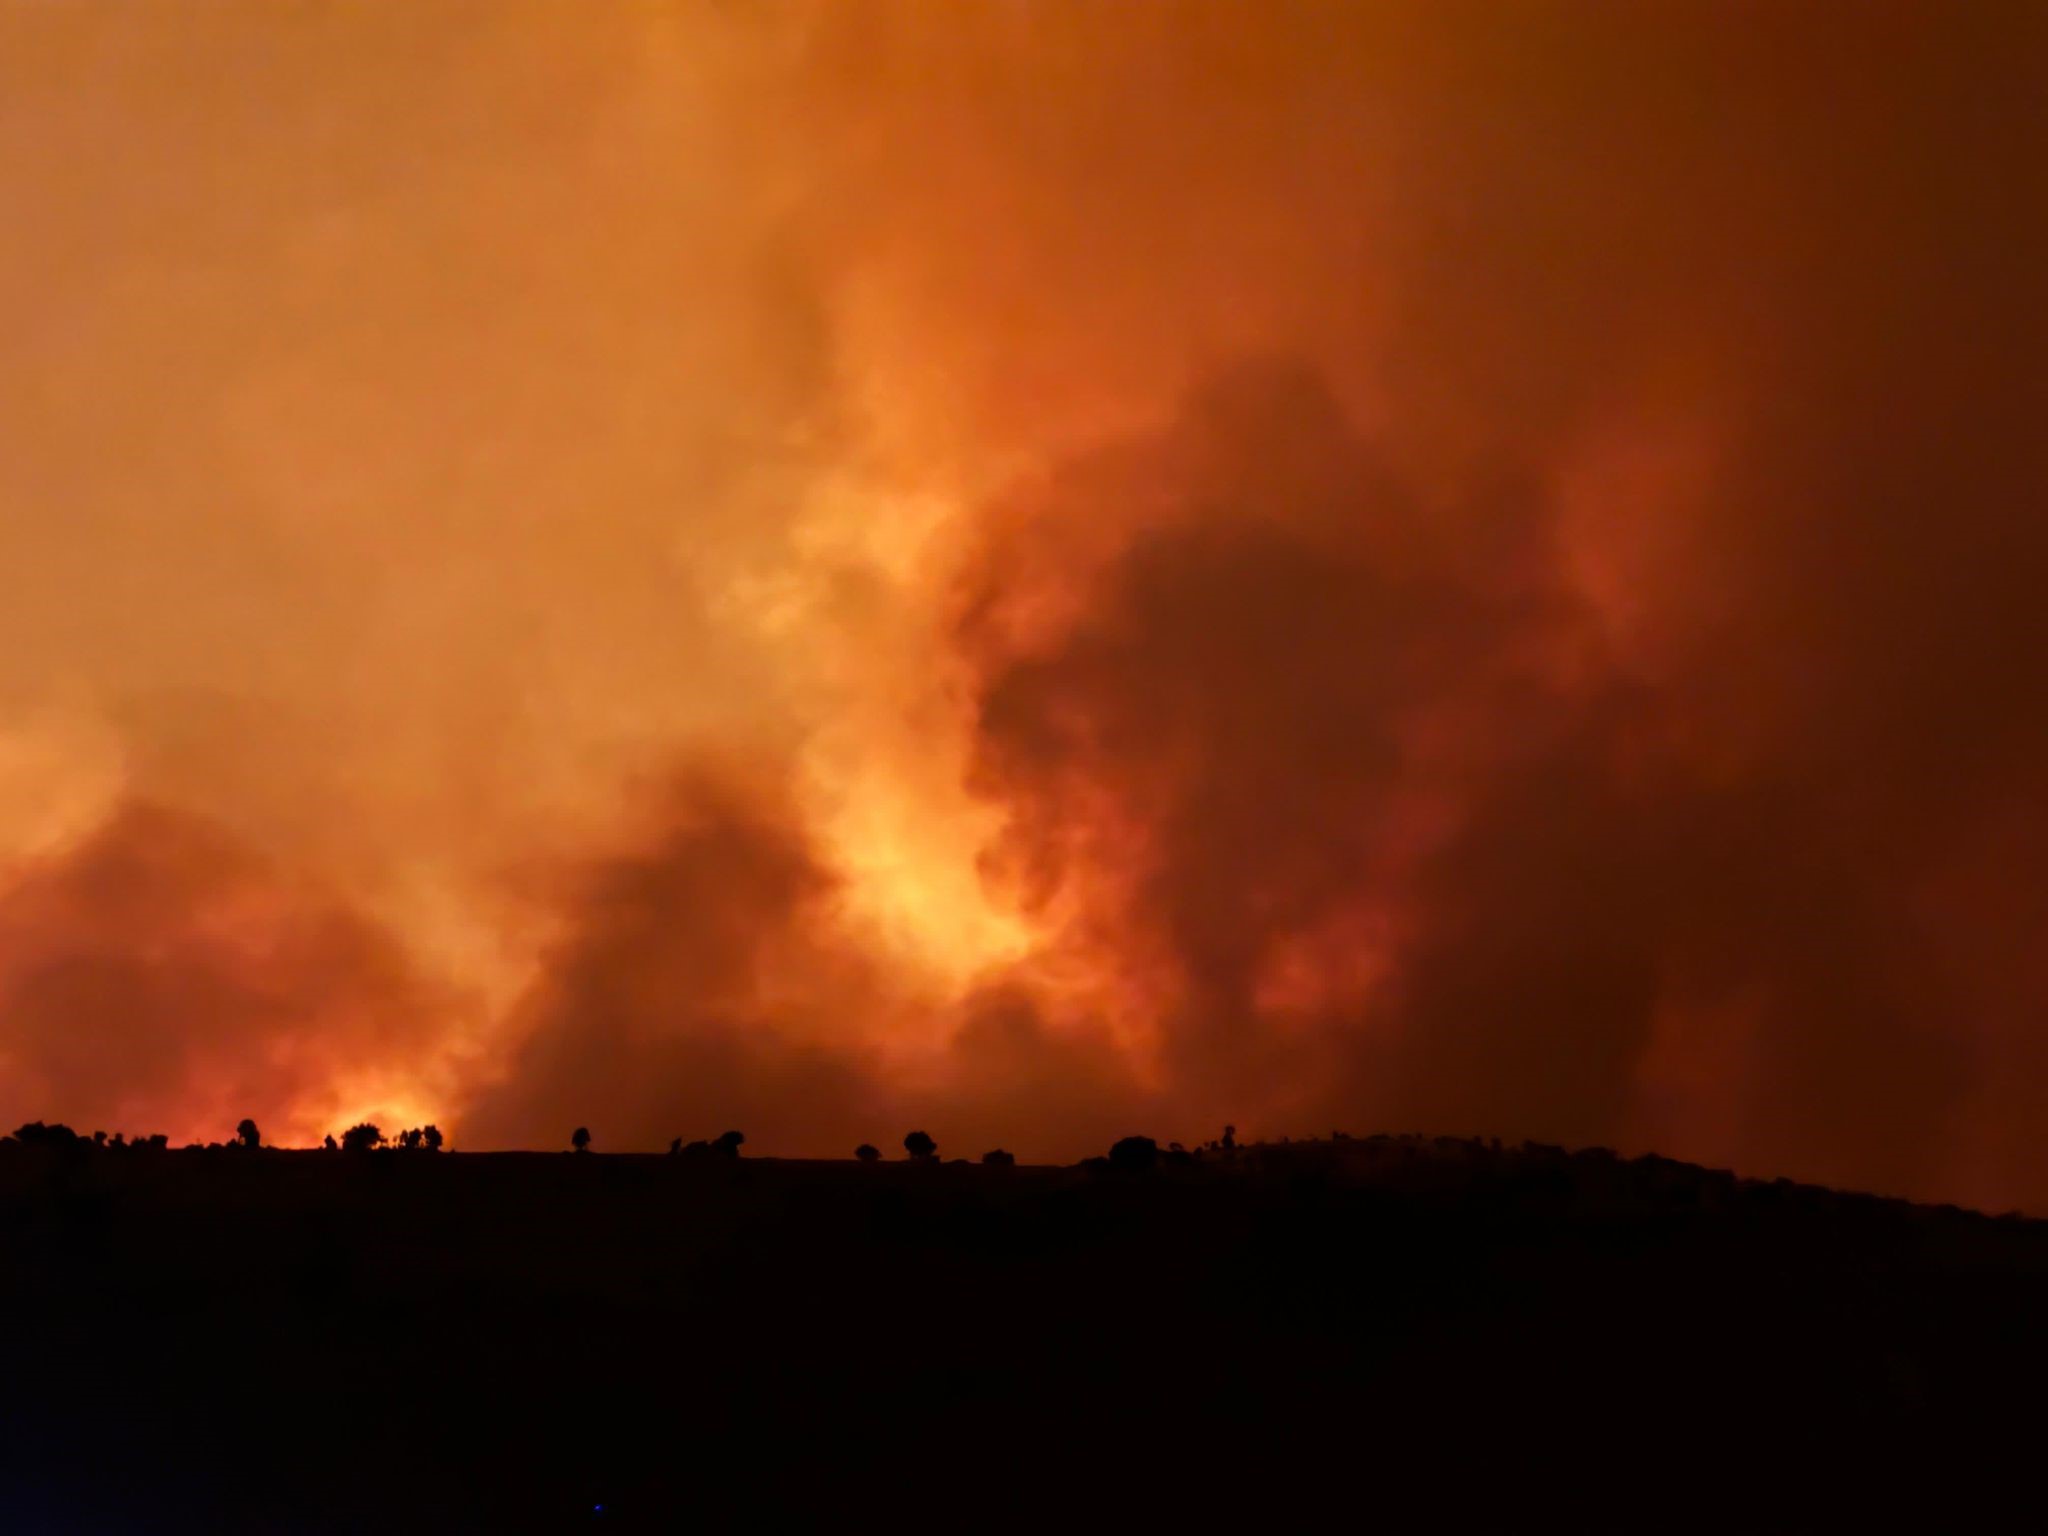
[460,772,889,1153]
[935,0,2048,1198]
[949,329,2026,1200]
[460,770,1154,1161]
[0,801,456,1143]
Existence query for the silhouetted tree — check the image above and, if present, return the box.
[341,1123,384,1153]
[143,1133,168,1152]
[110,1132,126,1149]
[855,1143,880,1163]
[669,1137,684,1155]
[423,1125,443,1152]
[1221,1124,1237,1153]
[903,1130,937,1162]
[236,1118,261,1150]
[571,1126,592,1154]
[322,1134,338,1151]
[713,1130,745,1159]
[398,1128,423,1151]
[1109,1136,1159,1173]
[981,1149,1015,1167]
[14,1121,82,1151]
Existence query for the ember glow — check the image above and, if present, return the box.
[3,4,2045,1209]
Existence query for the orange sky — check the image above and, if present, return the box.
[2,3,2045,1209]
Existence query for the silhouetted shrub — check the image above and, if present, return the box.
[903,1130,937,1161]
[322,1134,338,1151]
[1221,1124,1237,1153]
[341,1123,384,1153]
[571,1126,592,1154]
[669,1137,684,1155]
[713,1130,745,1159]
[13,1121,82,1151]
[1109,1136,1159,1173]
[855,1143,881,1164]
[980,1149,1015,1167]
[235,1118,261,1150]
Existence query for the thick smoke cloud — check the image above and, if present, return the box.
[954,362,1983,1200]
[3,5,2046,1204]
[0,802,457,1143]
[461,772,888,1153]
[461,771,1152,1160]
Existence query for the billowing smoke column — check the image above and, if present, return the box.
[950,362,1984,1203]
[2,4,2045,1207]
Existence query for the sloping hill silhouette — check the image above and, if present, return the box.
[2,1126,2039,1529]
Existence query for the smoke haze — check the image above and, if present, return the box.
[3,3,2045,1208]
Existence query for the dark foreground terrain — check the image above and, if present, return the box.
[3,1134,2043,1531]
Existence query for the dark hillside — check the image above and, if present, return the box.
[2,1134,2041,1530]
